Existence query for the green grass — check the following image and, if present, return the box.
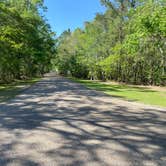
[0,78,41,103]
[71,78,166,107]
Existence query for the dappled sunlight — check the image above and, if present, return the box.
[0,77,165,165]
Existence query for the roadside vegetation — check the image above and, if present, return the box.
[0,78,40,103]
[0,0,56,83]
[72,78,166,107]
[0,0,56,102]
[55,0,166,86]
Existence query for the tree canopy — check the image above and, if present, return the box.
[1,0,165,85]
[0,0,56,82]
[55,0,166,85]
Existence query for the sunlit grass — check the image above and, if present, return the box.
[71,78,166,107]
[0,78,41,103]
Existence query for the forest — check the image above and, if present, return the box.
[55,0,166,85]
[0,0,55,83]
[0,0,165,86]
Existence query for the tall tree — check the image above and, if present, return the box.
[0,0,56,82]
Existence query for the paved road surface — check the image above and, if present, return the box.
[0,76,166,166]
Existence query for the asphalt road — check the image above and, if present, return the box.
[0,76,166,166]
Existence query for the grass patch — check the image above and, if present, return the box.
[0,77,41,103]
[71,78,166,107]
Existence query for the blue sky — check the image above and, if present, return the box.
[44,0,106,36]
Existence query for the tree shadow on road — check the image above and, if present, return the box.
[0,77,165,166]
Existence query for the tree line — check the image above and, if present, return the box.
[0,0,55,83]
[55,0,166,85]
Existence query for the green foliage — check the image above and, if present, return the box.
[55,0,166,85]
[0,0,56,83]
